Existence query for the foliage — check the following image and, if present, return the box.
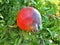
[0,0,60,45]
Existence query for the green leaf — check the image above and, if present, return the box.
[31,0,36,4]
[46,28,53,39]
[0,13,3,19]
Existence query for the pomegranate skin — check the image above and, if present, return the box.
[17,7,42,32]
